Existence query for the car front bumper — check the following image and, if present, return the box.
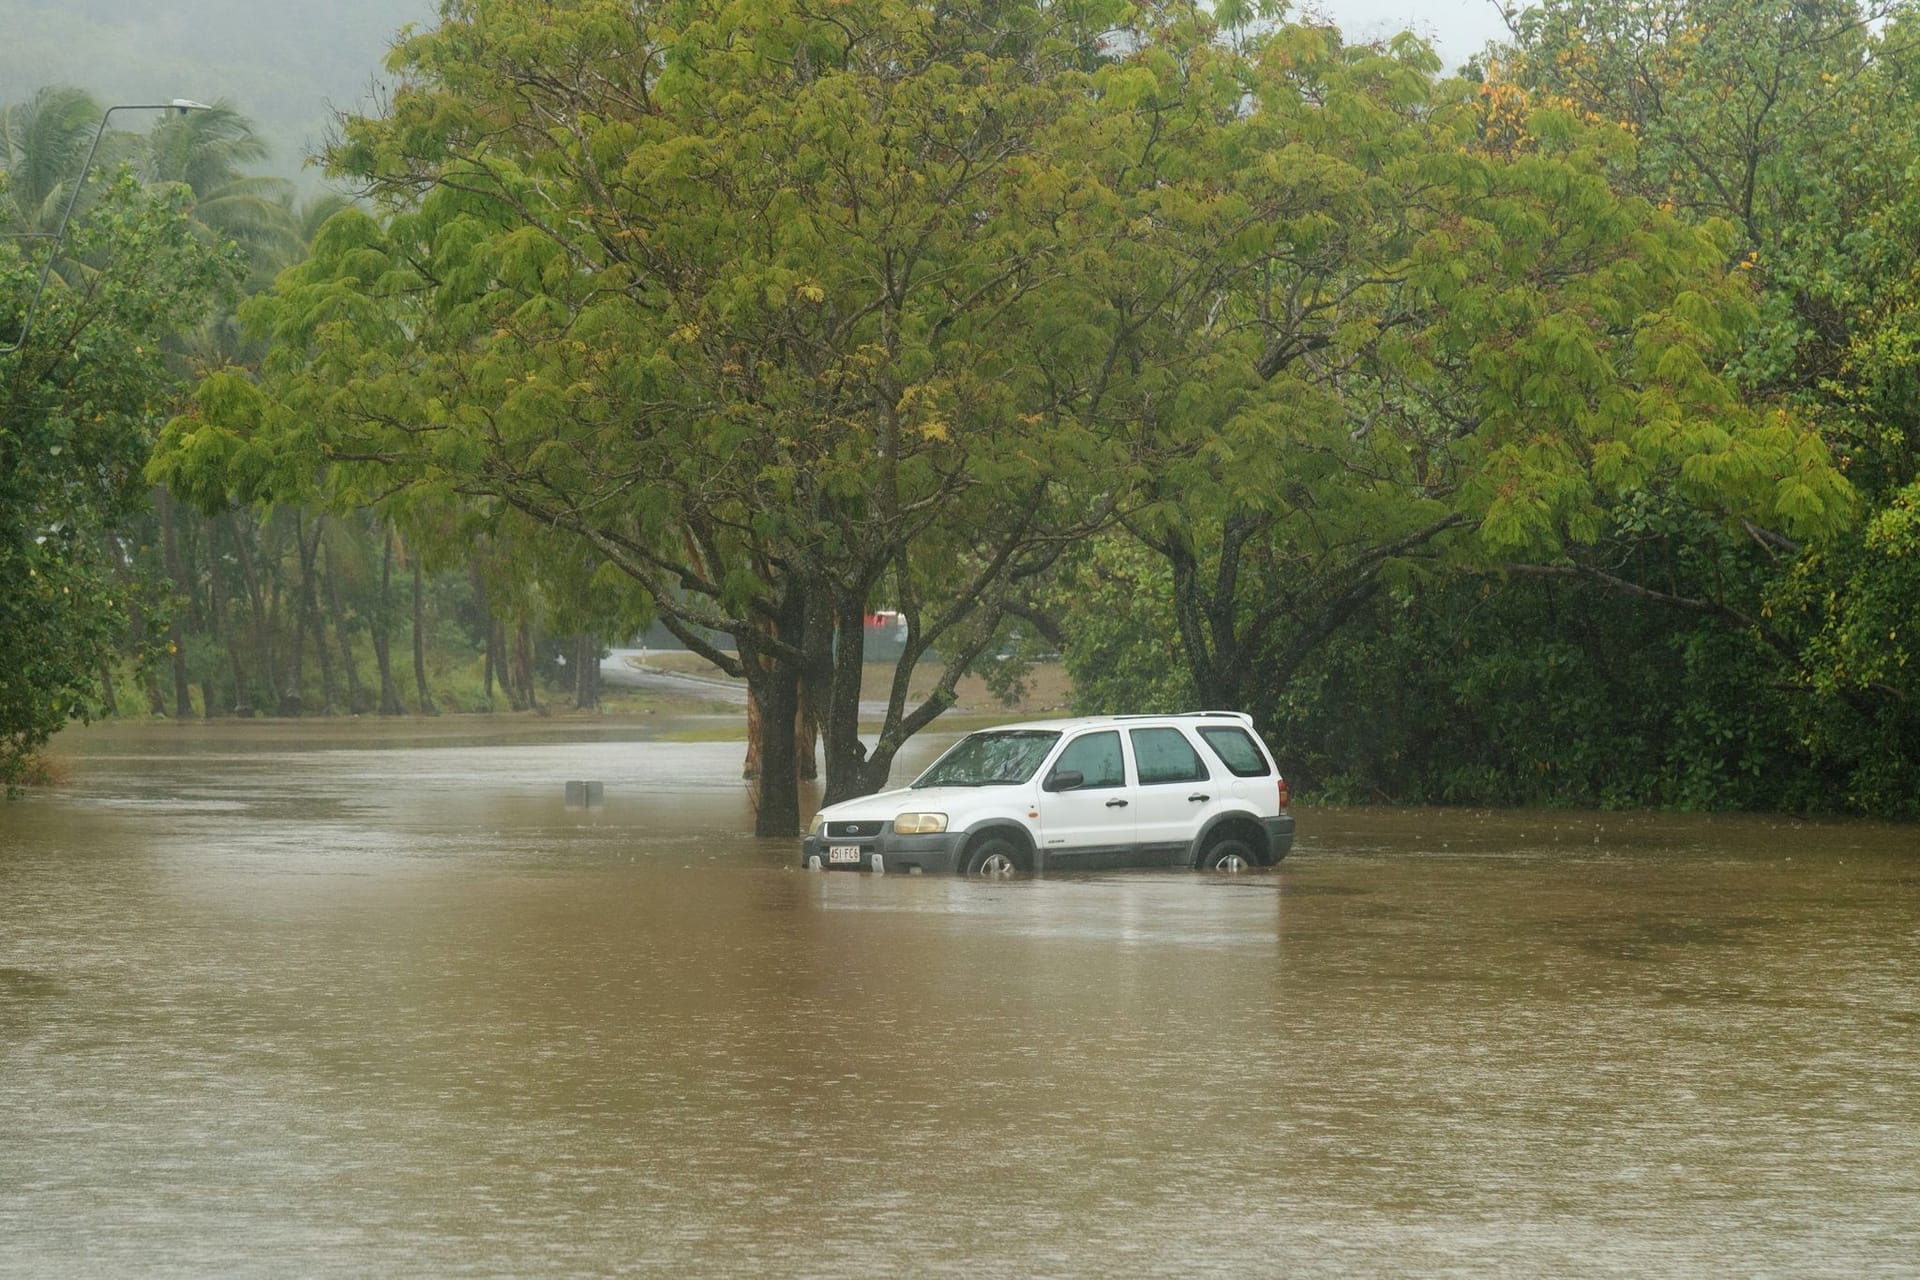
[800,830,969,874]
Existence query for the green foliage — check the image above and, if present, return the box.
[165,0,1340,824]
[1,86,114,236]
[1,170,239,783]
[1271,563,1866,814]
[1087,12,1852,760]
[1054,537,1200,714]
[1770,486,1920,809]
[1469,0,1920,814]
[82,0,1920,825]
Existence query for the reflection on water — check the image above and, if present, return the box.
[2,721,1918,1277]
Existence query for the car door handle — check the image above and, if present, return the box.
[1188,793,1210,803]
[1105,798,1129,808]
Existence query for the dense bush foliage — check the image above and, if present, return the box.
[1,172,237,786]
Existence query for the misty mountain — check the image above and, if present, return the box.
[0,0,437,188]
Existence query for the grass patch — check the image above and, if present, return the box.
[655,724,753,743]
[627,650,1073,716]
[14,753,72,788]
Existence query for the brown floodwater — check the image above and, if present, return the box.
[2,718,1918,1277]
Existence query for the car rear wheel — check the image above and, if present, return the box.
[1200,835,1258,873]
[964,835,1025,878]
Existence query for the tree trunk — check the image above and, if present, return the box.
[514,622,541,713]
[210,528,252,717]
[475,571,497,710]
[97,662,119,717]
[299,521,345,721]
[743,653,801,837]
[494,618,523,711]
[278,517,308,718]
[142,664,167,717]
[817,594,870,804]
[573,633,601,710]
[188,512,222,720]
[842,590,1003,801]
[226,510,278,714]
[132,589,167,717]
[795,690,819,782]
[410,551,437,715]
[744,691,763,779]
[372,524,405,715]
[744,665,814,778]
[741,583,811,837]
[276,514,324,717]
[157,489,194,720]
[324,538,364,714]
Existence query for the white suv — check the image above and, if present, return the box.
[801,712,1294,876]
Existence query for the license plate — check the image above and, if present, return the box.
[828,845,863,864]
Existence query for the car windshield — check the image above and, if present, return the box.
[912,730,1060,788]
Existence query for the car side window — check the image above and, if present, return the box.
[1049,731,1125,789]
[1129,727,1209,785]
[1197,726,1272,778]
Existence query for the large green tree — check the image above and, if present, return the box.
[144,100,301,286]
[1,87,110,240]
[159,0,1276,833]
[1063,20,1850,743]
[1,169,238,785]
[1488,0,1920,809]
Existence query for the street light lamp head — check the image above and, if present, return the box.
[170,99,214,114]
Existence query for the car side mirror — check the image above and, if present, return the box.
[1046,769,1084,792]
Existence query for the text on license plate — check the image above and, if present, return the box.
[828,845,863,863]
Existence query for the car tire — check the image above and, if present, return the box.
[1199,834,1259,873]
[963,835,1026,879]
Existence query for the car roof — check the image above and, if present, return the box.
[969,711,1256,734]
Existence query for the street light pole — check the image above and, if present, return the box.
[0,98,214,356]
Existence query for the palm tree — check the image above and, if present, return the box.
[0,85,106,238]
[143,100,300,286]
[293,191,355,248]
[0,85,154,336]
[147,117,362,721]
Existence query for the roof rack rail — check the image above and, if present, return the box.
[1107,710,1250,720]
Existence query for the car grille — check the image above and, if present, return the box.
[827,820,885,839]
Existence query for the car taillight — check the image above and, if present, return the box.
[1277,777,1290,811]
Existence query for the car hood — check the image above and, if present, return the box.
[820,784,1026,822]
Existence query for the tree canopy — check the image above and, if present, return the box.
[2,161,239,785]
[163,0,1240,830]
[1090,18,1852,732]
[1471,0,1920,809]
[150,0,1884,829]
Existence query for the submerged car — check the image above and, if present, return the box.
[801,712,1293,876]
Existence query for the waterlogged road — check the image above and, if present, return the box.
[2,719,1918,1277]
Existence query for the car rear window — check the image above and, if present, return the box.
[1130,727,1209,785]
[1197,726,1271,778]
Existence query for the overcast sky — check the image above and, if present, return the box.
[1308,0,1514,68]
[1,0,1518,191]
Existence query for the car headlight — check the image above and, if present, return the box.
[892,812,948,835]
[808,812,825,836]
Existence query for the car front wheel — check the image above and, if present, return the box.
[1200,835,1259,873]
[964,835,1025,878]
